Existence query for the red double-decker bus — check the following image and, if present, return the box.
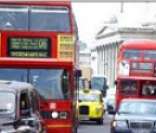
[116,39,156,109]
[0,0,79,133]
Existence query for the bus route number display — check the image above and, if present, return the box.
[8,37,51,58]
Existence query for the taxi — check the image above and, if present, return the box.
[0,80,45,133]
[78,89,104,124]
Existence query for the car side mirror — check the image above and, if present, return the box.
[108,110,116,115]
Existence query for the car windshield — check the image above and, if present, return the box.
[79,93,99,101]
[0,92,15,114]
[0,5,70,32]
[119,100,156,115]
[91,77,106,90]
[0,68,70,100]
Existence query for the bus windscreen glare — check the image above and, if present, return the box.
[0,68,69,99]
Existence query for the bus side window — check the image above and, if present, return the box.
[142,84,156,96]
[121,80,136,94]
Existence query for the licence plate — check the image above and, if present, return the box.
[80,115,89,120]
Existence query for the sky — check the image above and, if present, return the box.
[72,3,156,48]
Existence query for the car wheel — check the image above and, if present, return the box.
[73,126,78,133]
[97,118,103,125]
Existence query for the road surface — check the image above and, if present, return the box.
[78,114,113,133]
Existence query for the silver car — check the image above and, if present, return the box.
[111,99,156,133]
[0,80,45,133]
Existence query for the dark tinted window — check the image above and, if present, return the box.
[120,80,137,94]
[30,91,39,112]
[20,92,31,117]
[142,83,156,96]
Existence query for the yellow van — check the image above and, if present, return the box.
[78,89,104,124]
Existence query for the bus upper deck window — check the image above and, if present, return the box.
[123,50,140,59]
[144,50,156,60]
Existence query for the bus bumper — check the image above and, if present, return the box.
[46,124,73,133]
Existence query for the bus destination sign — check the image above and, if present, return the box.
[8,37,51,58]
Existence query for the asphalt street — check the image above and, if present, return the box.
[78,114,113,133]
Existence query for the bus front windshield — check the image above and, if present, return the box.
[0,6,70,32]
[0,69,70,100]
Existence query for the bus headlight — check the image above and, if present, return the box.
[51,111,59,119]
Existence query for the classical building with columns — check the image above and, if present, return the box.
[91,22,156,87]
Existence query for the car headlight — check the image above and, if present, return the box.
[51,111,59,119]
[112,120,128,128]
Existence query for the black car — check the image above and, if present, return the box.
[0,80,45,133]
[111,98,156,133]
